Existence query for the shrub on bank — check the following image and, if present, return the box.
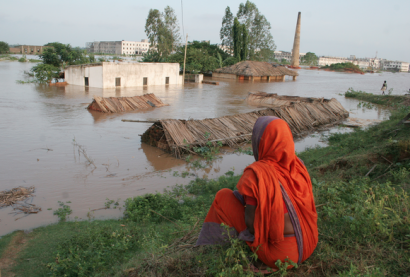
[322,62,364,73]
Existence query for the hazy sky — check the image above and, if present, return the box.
[1,0,409,62]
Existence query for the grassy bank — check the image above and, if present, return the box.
[1,90,409,276]
[0,54,18,61]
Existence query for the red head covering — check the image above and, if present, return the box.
[237,116,318,262]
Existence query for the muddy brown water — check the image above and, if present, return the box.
[2,59,408,236]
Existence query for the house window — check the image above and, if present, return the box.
[85,77,89,86]
[143,77,148,86]
[115,77,121,87]
[165,77,169,84]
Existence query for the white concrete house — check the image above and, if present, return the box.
[65,62,183,88]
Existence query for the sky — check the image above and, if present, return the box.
[1,0,409,62]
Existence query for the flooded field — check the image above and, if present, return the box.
[1,59,407,236]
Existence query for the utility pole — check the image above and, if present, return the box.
[183,34,188,85]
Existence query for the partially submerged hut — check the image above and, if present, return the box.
[87,93,168,113]
[141,94,348,157]
[246,91,328,107]
[213,61,299,81]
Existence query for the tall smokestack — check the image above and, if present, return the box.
[291,12,301,68]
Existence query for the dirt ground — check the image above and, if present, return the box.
[0,231,31,277]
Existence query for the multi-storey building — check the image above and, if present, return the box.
[86,40,152,55]
[274,51,306,63]
[318,56,383,70]
[380,60,409,72]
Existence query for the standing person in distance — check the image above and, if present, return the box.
[381,81,387,95]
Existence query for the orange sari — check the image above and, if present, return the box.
[196,117,318,268]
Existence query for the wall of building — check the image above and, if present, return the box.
[87,40,152,55]
[274,51,305,63]
[318,56,385,69]
[9,45,48,54]
[121,40,150,55]
[65,62,182,88]
[381,60,409,72]
[212,73,237,79]
[65,64,103,88]
[101,62,181,88]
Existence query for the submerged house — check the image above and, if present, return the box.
[64,62,183,88]
[141,93,348,157]
[213,61,299,81]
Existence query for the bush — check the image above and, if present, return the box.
[124,193,182,223]
[323,62,363,73]
[0,41,9,54]
[47,222,139,276]
[18,55,27,62]
[30,63,59,83]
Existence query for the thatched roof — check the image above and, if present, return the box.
[246,91,319,107]
[214,61,298,77]
[87,93,168,113]
[141,95,348,157]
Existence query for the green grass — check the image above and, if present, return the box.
[0,54,19,61]
[344,87,407,107]
[1,89,410,276]
[0,232,17,257]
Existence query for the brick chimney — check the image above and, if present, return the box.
[291,12,301,68]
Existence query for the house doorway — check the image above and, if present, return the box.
[84,77,89,86]
[115,77,121,87]
[143,77,148,86]
[165,77,169,84]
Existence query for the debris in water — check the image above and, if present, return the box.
[0,186,36,208]
[11,202,42,219]
[342,118,382,128]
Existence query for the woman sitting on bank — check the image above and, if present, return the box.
[196,116,318,272]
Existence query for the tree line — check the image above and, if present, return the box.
[143,1,277,72]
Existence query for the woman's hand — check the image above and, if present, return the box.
[245,204,256,235]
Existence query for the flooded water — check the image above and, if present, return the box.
[1,58,407,236]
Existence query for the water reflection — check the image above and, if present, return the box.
[140,143,185,171]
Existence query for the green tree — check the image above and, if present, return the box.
[40,42,91,68]
[301,52,318,66]
[145,6,180,60]
[30,64,59,83]
[233,18,248,62]
[223,56,239,67]
[237,0,276,61]
[233,17,241,61]
[163,6,181,51]
[0,41,9,54]
[166,41,229,73]
[220,7,234,55]
[241,24,248,61]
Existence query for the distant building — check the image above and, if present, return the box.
[86,40,152,55]
[318,56,382,70]
[380,60,409,72]
[274,51,306,63]
[64,62,183,88]
[9,45,50,54]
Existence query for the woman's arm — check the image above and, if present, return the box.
[245,204,256,235]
